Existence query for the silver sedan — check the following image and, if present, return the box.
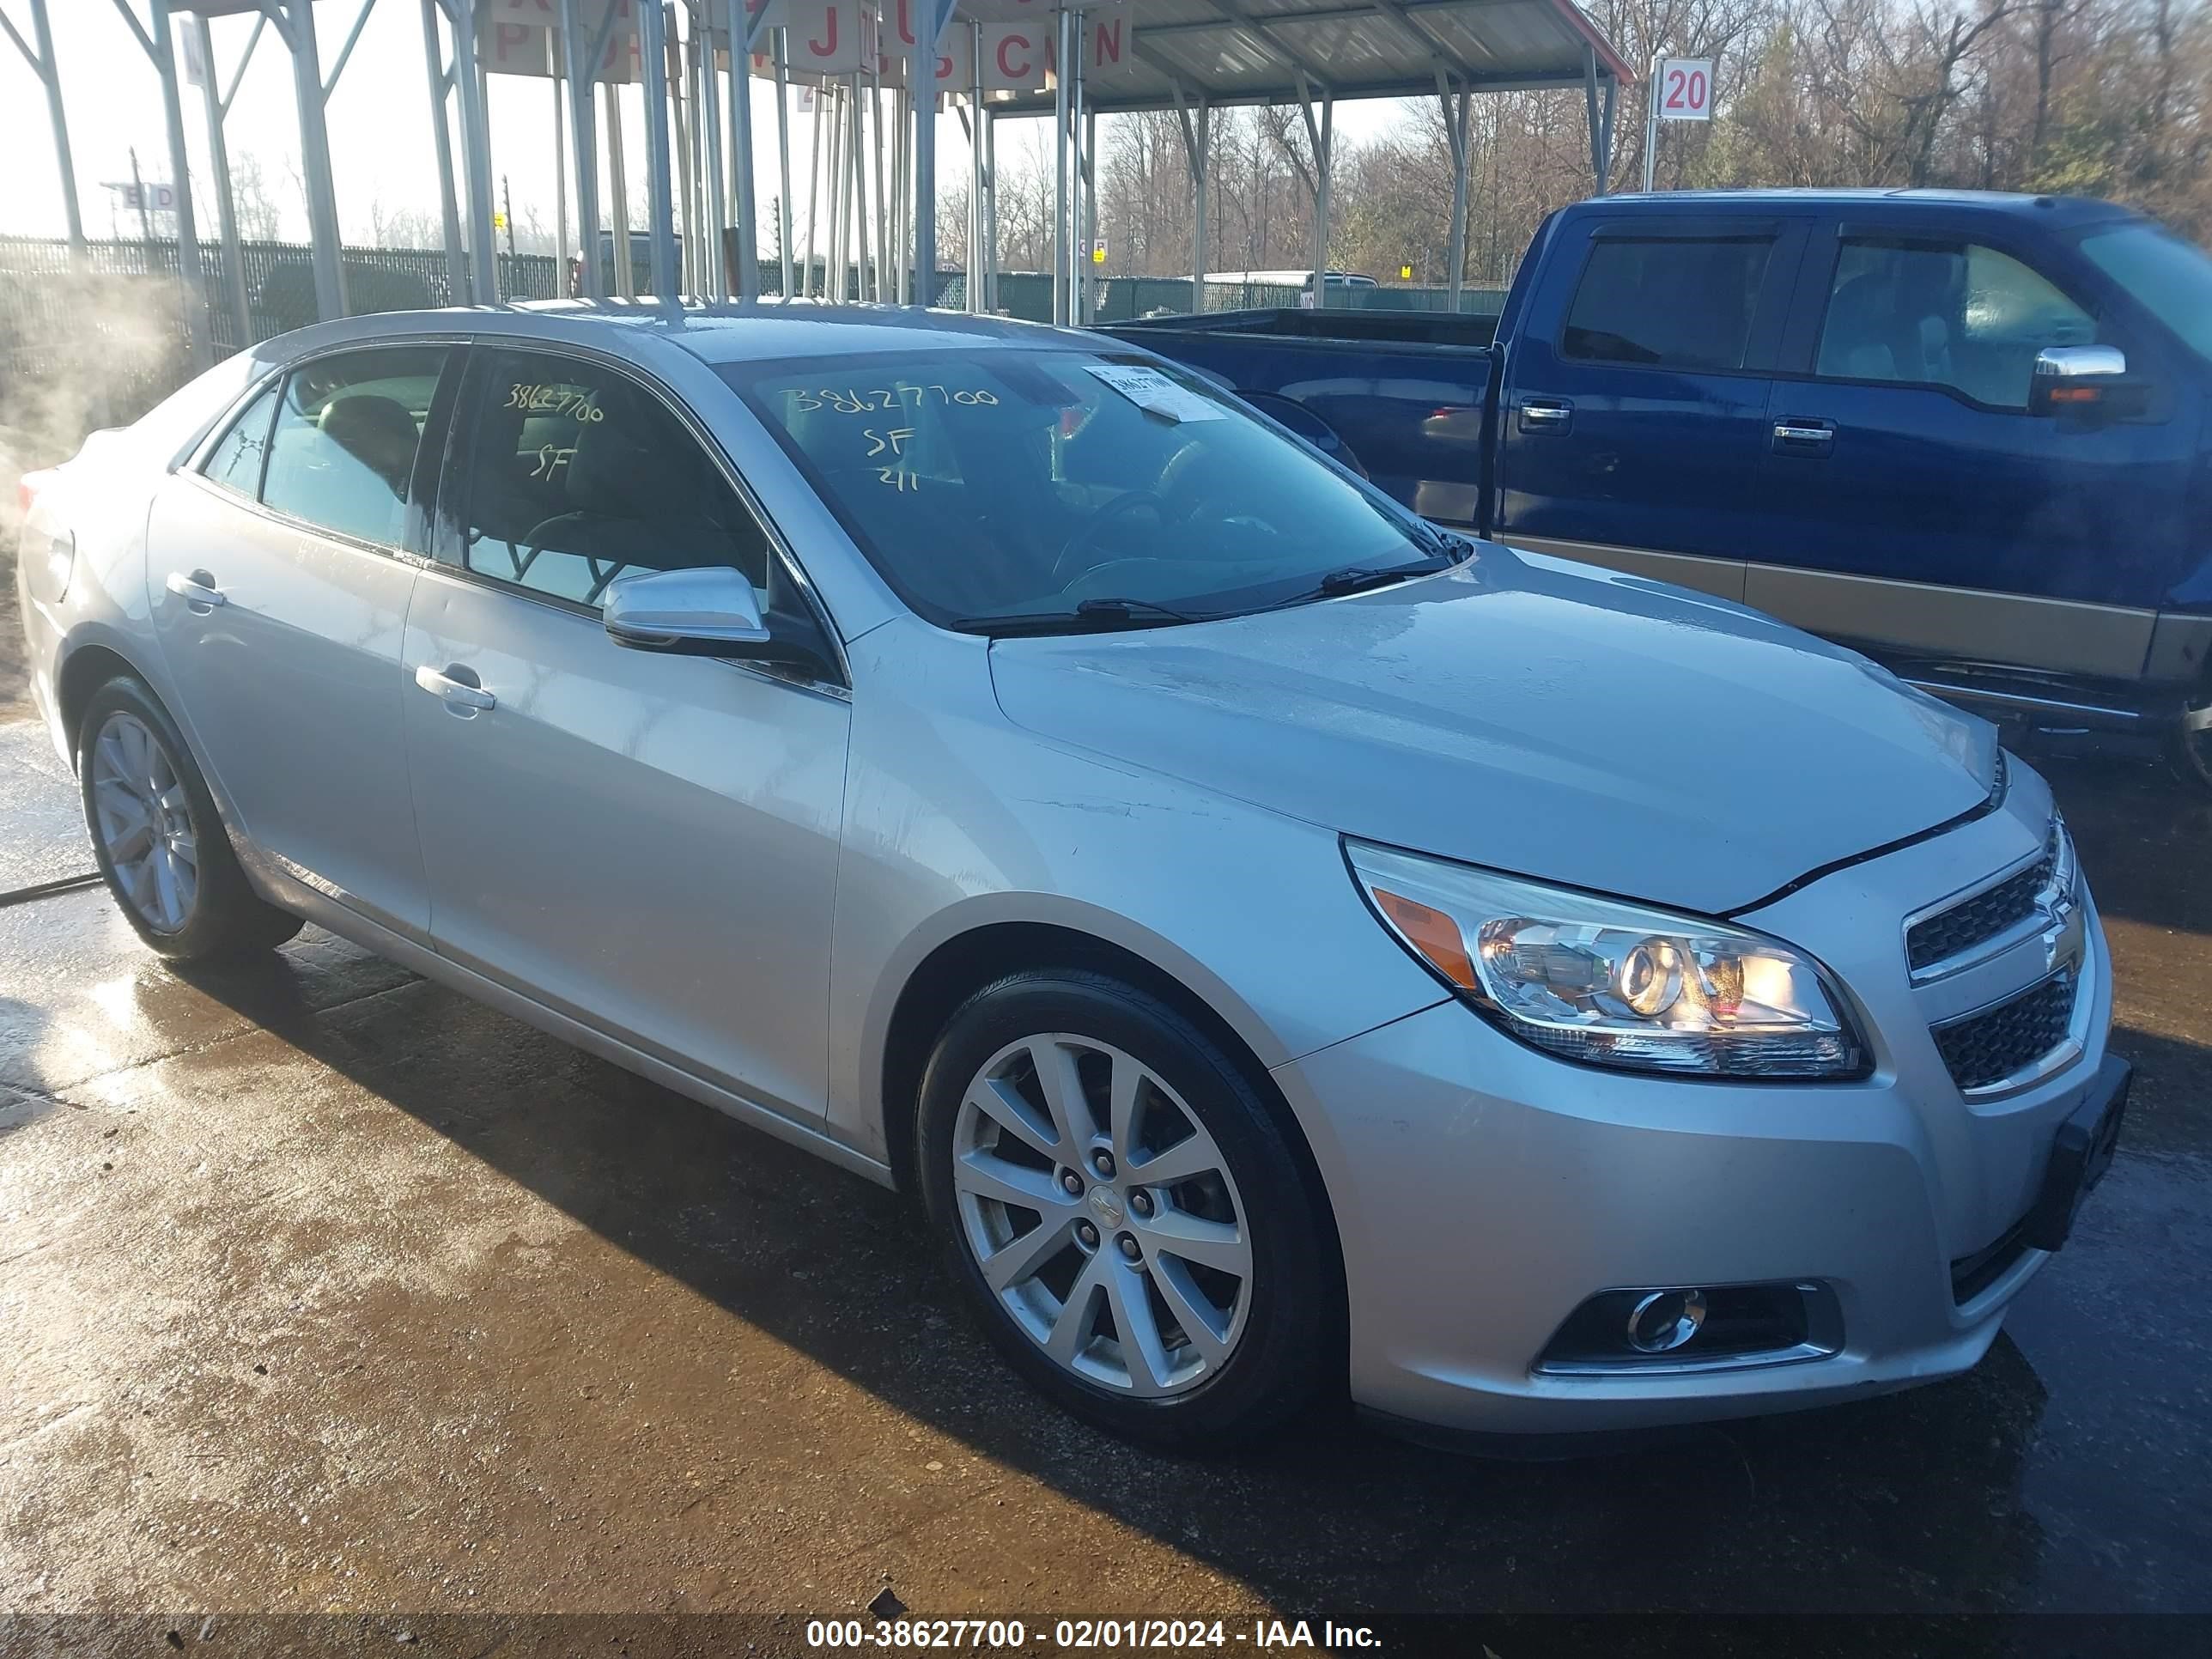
[15,304,2125,1448]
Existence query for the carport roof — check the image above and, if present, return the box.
[982,0,1636,117]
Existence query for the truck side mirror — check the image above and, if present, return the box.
[2031,345,2128,414]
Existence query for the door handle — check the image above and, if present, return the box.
[1518,398,1573,434]
[1771,419,1836,453]
[165,569,226,609]
[414,662,497,712]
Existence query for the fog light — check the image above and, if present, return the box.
[1535,1281,1842,1375]
[1625,1288,1707,1352]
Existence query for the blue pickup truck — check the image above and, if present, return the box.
[1112,190,2212,788]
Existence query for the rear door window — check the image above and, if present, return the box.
[259,348,447,546]
[1562,237,1776,370]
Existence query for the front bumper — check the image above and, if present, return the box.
[1274,767,2115,1437]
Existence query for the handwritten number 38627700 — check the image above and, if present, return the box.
[789,386,999,414]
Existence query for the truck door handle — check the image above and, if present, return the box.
[1518,398,1573,434]
[1771,419,1836,453]
[414,662,497,713]
[165,569,226,610]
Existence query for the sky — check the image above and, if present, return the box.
[0,3,1405,257]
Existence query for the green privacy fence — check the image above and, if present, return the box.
[0,234,566,356]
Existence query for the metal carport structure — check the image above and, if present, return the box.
[972,0,1635,323]
[3,0,1632,346]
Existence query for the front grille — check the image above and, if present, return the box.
[1907,848,2052,972]
[1934,971,2077,1093]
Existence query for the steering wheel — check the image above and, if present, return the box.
[1050,490,1167,588]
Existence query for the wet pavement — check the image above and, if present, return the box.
[1,721,2209,1636]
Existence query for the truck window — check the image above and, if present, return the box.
[1814,240,2098,410]
[2076,222,2212,363]
[1561,237,1773,371]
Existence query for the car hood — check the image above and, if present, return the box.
[987,547,1998,916]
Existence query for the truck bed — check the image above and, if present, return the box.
[1103,310,1499,525]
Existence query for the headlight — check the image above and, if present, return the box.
[1346,841,1868,1079]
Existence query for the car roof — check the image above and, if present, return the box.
[245,300,1098,374]
[1562,188,2142,229]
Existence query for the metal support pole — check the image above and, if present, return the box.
[561,0,603,300]
[723,0,755,301]
[1068,10,1085,320]
[1318,94,1332,306]
[1642,52,1662,191]
[1437,70,1468,305]
[773,31,793,296]
[890,86,908,301]
[824,81,844,298]
[1582,46,1604,197]
[848,70,866,301]
[968,22,983,313]
[554,72,569,290]
[871,63,888,301]
[452,0,499,303]
[1081,107,1096,322]
[910,0,948,305]
[18,0,87,265]
[1598,76,1617,198]
[638,0,678,301]
[982,101,996,312]
[1051,9,1070,324]
[1296,78,1332,307]
[425,0,469,300]
[192,14,250,347]
[802,77,823,296]
[671,9,698,295]
[607,82,635,297]
[699,5,726,300]
[131,1,211,368]
[1176,90,1207,313]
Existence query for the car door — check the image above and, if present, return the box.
[402,343,850,1121]
[1492,213,1808,601]
[149,343,457,939]
[1749,219,2199,682]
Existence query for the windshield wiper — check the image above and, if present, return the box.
[952,597,1211,636]
[1239,554,1458,617]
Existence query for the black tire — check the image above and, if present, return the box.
[917,969,1330,1450]
[76,675,303,963]
[2169,699,2212,797]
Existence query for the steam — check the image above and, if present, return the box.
[0,275,191,548]
[1,274,190,717]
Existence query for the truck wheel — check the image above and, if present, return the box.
[2171,697,2212,797]
[76,676,303,962]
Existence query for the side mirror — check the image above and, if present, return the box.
[2031,344,2127,414]
[603,566,771,653]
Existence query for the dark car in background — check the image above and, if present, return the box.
[1115,191,2212,788]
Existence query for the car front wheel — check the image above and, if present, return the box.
[917,969,1331,1449]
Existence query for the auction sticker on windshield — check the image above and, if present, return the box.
[1085,364,1224,422]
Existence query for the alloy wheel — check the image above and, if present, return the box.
[89,711,199,933]
[951,1033,1254,1397]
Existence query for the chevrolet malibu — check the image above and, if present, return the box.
[15,305,2127,1449]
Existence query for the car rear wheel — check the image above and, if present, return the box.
[917,969,1329,1449]
[76,677,302,962]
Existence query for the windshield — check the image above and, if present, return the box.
[2077,222,2212,362]
[723,348,1439,629]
